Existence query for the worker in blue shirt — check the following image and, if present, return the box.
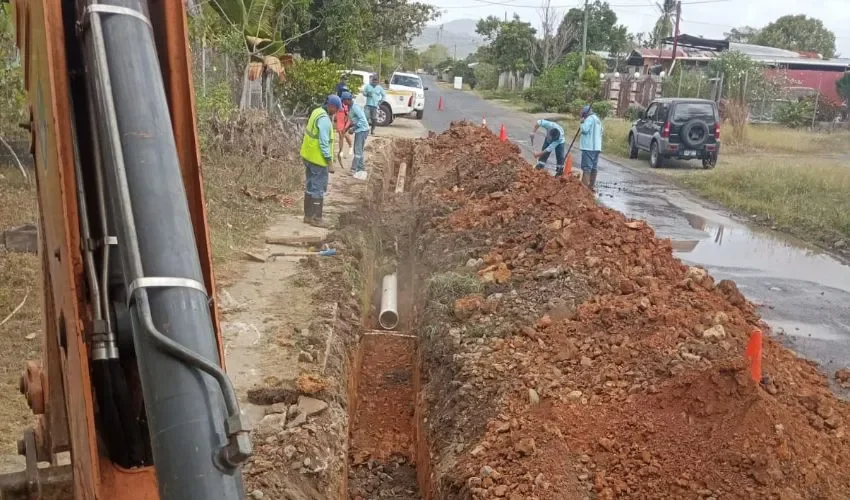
[363,74,385,134]
[530,119,566,176]
[579,105,603,191]
[342,92,371,177]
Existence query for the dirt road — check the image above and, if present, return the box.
[421,75,850,386]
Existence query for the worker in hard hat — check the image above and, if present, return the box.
[341,91,370,180]
[530,118,566,176]
[363,74,385,135]
[579,104,603,191]
[300,94,341,227]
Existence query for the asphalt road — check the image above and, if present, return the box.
[418,75,850,390]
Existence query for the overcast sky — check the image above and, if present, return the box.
[429,0,850,57]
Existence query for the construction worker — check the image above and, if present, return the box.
[342,91,370,179]
[579,105,603,191]
[530,119,566,176]
[363,74,385,134]
[300,95,341,227]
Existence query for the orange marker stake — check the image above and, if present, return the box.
[745,329,763,383]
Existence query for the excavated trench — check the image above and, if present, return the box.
[345,140,432,500]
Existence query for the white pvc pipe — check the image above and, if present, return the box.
[395,162,407,194]
[379,273,399,330]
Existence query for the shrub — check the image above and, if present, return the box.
[473,63,499,91]
[624,104,645,121]
[775,100,814,129]
[275,59,342,114]
[590,101,612,120]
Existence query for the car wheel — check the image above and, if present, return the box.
[649,141,663,168]
[628,133,639,159]
[415,109,424,119]
[702,152,717,169]
[377,103,393,127]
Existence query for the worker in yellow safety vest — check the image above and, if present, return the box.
[300,94,341,227]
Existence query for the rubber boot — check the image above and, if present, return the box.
[308,197,329,228]
[303,195,314,224]
[589,170,598,191]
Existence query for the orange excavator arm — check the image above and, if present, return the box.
[0,2,248,499]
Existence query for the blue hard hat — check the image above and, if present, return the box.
[326,94,342,108]
[340,91,353,101]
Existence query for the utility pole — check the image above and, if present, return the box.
[670,1,682,69]
[454,44,457,61]
[580,0,589,76]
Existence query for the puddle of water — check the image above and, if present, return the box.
[600,185,850,294]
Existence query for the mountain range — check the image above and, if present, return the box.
[413,18,483,60]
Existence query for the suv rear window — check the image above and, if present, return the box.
[391,75,422,88]
[672,102,716,123]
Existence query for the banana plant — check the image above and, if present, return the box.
[207,0,287,71]
[205,0,287,107]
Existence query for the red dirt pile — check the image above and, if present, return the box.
[411,123,850,499]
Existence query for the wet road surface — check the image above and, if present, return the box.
[420,75,850,386]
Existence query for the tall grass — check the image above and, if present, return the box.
[737,125,850,155]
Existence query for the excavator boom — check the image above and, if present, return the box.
[0,1,248,498]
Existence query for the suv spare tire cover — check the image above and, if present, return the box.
[681,119,710,148]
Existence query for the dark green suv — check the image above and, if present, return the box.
[627,98,720,169]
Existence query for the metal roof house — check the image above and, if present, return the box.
[625,35,849,104]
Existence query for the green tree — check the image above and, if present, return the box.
[275,59,342,113]
[369,0,439,47]
[837,73,850,103]
[475,15,537,72]
[752,15,836,58]
[421,44,450,71]
[708,51,791,103]
[560,1,619,52]
[724,26,761,43]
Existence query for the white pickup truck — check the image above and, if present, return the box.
[340,70,416,127]
[389,71,427,119]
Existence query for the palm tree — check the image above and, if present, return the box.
[652,0,676,48]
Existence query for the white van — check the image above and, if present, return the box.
[339,70,416,127]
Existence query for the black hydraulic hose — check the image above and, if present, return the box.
[79,1,245,497]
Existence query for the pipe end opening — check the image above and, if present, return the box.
[378,311,399,330]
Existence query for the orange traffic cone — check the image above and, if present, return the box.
[499,124,507,142]
[438,96,444,111]
[745,329,763,383]
[564,155,573,176]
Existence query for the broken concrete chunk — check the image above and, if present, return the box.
[297,395,328,417]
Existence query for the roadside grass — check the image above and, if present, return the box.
[657,155,850,245]
[729,124,850,156]
[0,170,40,456]
[477,89,537,113]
